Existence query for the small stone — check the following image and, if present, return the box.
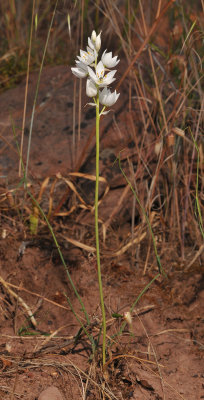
[38,386,63,400]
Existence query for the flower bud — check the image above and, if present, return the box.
[95,31,102,52]
[86,79,97,97]
[91,30,97,42]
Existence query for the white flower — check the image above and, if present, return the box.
[101,50,120,68]
[88,61,116,87]
[99,87,120,106]
[71,30,119,110]
[86,79,97,97]
[88,31,102,52]
[77,49,95,65]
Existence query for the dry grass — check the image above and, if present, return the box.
[0,0,203,298]
[99,0,204,260]
[0,0,203,397]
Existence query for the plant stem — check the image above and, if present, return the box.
[95,91,106,366]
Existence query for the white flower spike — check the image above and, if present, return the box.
[101,50,120,68]
[71,30,120,108]
[88,61,117,87]
[99,87,120,107]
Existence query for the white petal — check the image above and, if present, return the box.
[71,67,87,78]
[95,31,102,52]
[106,91,120,106]
[102,70,117,85]
[88,37,95,50]
[91,30,97,42]
[99,87,109,103]
[108,91,120,106]
[115,91,120,102]
[87,66,97,83]
[101,110,110,115]
[96,61,105,80]
[85,102,96,107]
[86,46,94,55]
[87,46,97,61]
[79,49,88,61]
[99,88,120,106]
[102,50,120,68]
[86,79,97,97]
[101,50,111,65]
[101,49,107,59]
[76,60,88,72]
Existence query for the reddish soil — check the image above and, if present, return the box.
[0,65,203,399]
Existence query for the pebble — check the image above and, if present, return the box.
[38,386,63,400]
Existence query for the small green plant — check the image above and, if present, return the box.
[71,30,120,366]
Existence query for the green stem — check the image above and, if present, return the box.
[95,91,106,366]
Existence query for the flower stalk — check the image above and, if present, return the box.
[71,30,120,365]
[95,90,106,365]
